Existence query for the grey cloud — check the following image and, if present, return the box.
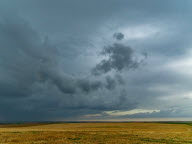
[0,15,136,98]
[105,75,116,90]
[42,70,124,94]
[0,15,146,121]
[0,17,47,98]
[0,16,99,98]
[44,74,103,94]
[77,79,103,93]
[118,109,186,119]
[92,43,140,75]
[113,32,124,40]
[1,0,192,121]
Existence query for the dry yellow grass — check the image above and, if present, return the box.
[0,122,192,144]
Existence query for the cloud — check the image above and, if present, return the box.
[92,43,142,75]
[1,0,192,121]
[119,109,184,118]
[105,109,160,116]
[113,32,124,40]
[84,109,160,118]
[0,17,48,98]
[0,15,141,103]
[105,75,116,90]
[0,15,149,121]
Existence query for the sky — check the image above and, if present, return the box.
[1,0,192,121]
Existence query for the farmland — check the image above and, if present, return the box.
[0,122,192,144]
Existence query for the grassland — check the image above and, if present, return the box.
[0,122,192,144]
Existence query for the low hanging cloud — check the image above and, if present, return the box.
[92,43,141,76]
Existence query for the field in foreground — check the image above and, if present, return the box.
[0,122,192,144]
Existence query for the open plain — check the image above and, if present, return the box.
[0,122,192,144]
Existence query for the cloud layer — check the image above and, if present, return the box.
[0,0,192,121]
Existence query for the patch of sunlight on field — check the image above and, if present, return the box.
[0,122,192,144]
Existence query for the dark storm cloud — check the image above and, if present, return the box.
[43,71,104,94]
[0,16,105,99]
[0,17,47,98]
[92,43,141,75]
[1,0,192,121]
[0,14,143,107]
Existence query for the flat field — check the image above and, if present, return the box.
[0,122,192,144]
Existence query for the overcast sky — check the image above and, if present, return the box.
[1,0,192,121]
